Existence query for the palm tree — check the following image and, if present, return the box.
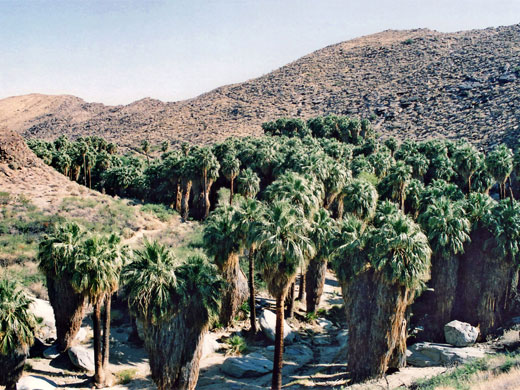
[486,144,514,199]
[378,161,412,210]
[233,198,266,334]
[221,155,240,204]
[341,179,378,221]
[237,168,260,199]
[456,199,520,337]
[305,208,336,313]
[203,205,249,326]
[70,234,126,387]
[141,140,151,165]
[453,143,481,193]
[77,141,89,186]
[38,222,87,352]
[0,280,36,390]
[322,161,349,209]
[123,242,222,390]
[190,147,220,219]
[384,137,398,157]
[334,211,431,382]
[256,201,315,390]
[415,198,471,341]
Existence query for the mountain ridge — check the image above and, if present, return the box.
[1,24,519,150]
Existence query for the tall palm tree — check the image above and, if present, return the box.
[237,168,260,199]
[70,234,126,387]
[0,280,36,390]
[221,155,240,204]
[322,161,349,209]
[415,198,471,341]
[38,222,87,352]
[203,205,249,326]
[191,147,220,219]
[334,211,431,382]
[233,198,266,334]
[257,201,315,390]
[77,141,89,186]
[123,242,222,390]
[485,144,514,199]
[305,208,336,313]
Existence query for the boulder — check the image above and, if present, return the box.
[17,375,56,390]
[407,342,486,367]
[74,328,88,343]
[444,320,479,347]
[29,338,47,358]
[29,298,56,340]
[221,352,273,378]
[259,310,294,344]
[43,345,60,359]
[336,329,349,349]
[68,346,95,372]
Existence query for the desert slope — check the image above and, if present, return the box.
[1,24,519,150]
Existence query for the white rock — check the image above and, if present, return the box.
[407,342,486,367]
[29,298,56,340]
[68,346,95,372]
[201,332,221,358]
[43,345,60,359]
[222,352,273,378]
[316,318,333,330]
[17,375,56,390]
[444,320,479,347]
[259,310,294,344]
[336,329,349,349]
[74,328,88,343]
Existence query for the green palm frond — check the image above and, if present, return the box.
[0,279,36,356]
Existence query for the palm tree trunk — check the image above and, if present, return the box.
[286,282,295,318]
[230,176,234,205]
[305,257,328,313]
[83,155,87,187]
[248,246,257,334]
[46,276,86,352]
[181,179,192,221]
[0,347,27,390]
[93,299,106,387]
[88,166,92,189]
[413,254,459,342]
[220,252,249,326]
[102,294,111,373]
[337,197,344,220]
[175,180,182,212]
[342,270,413,382]
[297,269,305,301]
[145,310,208,390]
[272,294,285,390]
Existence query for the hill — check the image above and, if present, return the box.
[1,24,519,150]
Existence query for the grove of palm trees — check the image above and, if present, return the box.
[3,113,520,390]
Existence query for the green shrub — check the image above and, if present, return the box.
[225,335,247,356]
[116,368,138,384]
[141,203,177,222]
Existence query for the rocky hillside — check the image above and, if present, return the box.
[1,24,519,150]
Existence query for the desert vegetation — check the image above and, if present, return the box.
[2,113,520,389]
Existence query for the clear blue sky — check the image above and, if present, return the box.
[1,0,519,105]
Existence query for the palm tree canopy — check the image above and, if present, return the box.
[237,168,260,199]
[331,214,368,282]
[369,211,431,289]
[123,240,180,324]
[485,144,514,184]
[264,172,321,219]
[70,233,127,303]
[342,179,378,221]
[221,155,240,181]
[464,192,494,228]
[232,198,267,248]
[483,199,520,262]
[257,201,315,297]
[203,205,242,267]
[0,279,36,355]
[38,222,86,279]
[310,208,337,259]
[419,198,471,257]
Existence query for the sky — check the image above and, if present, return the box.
[1,1,519,105]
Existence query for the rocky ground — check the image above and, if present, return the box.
[14,270,478,390]
[1,24,519,151]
